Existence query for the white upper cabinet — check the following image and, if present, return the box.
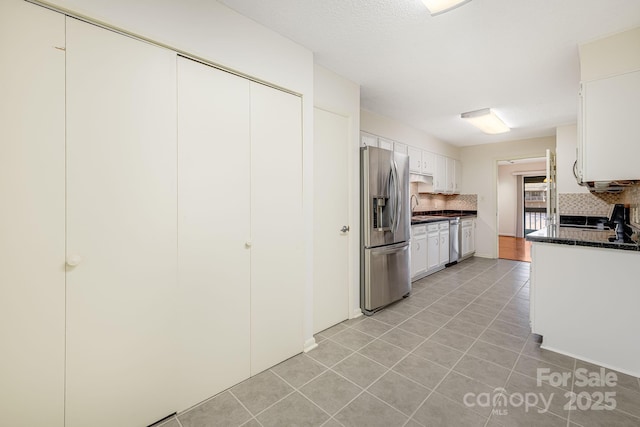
[408,147,436,176]
[394,141,409,155]
[433,154,447,193]
[454,159,462,194]
[0,2,65,426]
[378,137,394,151]
[578,69,640,182]
[360,132,378,148]
[408,146,422,173]
[422,151,436,175]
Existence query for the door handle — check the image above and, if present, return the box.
[66,254,82,267]
[340,226,350,233]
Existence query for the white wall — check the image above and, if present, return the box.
[556,124,587,194]
[498,162,546,237]
[313,64,362,320]
[579,26,640,81]
[460,136,556,258]
[39,0,318,351]
[360,109,460,159]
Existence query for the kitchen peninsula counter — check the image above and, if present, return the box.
[526,225,640,251]
[528,229,640,377]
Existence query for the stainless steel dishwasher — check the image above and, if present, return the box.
[448,217,460,265]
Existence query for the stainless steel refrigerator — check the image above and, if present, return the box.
[360,146,411,315]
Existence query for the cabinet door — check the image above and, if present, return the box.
[446,157,455,194]
[394,141,409,155]
[250,83,304,374]
[422,151,436,175]
[454,159,462,194]
[427,231,440,270]
[378,137,394,151]
[582,71,640,182]
[434,155,447,192]
[439,229,450,265]
[361,132,378,148]
[461,226,470,256]
[176,57,251,410]
[0,2,65,426]
[66,19,177,427]
[408,146,422,173]
[411,236,427,278]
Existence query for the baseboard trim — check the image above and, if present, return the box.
[351,309,363,319]
[303,337,318,353]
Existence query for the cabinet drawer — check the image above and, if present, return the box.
[439,221,449,230]
[462,219,473,227]
[412,225,427,237]
[427,224,439,233]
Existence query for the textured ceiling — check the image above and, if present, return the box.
[218,0,640,147]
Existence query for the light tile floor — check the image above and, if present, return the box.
[158,258,640,427]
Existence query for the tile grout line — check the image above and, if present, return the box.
[401,262,531,426]
[228,389,267,427]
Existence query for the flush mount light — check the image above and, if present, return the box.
[461,108,511,134]
[422,0,473,16]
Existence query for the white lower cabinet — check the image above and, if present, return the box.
[412,221,449,281]
[411,225,427,279]
[461,218,476,258]
[1,2,304,426]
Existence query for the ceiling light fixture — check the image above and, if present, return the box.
[422,0,473,16]
[461,108,511,134]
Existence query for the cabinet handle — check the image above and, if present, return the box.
[245,241,252,248]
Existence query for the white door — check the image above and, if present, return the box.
[0,2,65,426]
[65,19,177,427]
[250,83,304,375]
[314,108,350,333]
[176,57,251,410]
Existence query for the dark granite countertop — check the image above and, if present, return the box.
[526,225,640,252]
[411,210,477,225]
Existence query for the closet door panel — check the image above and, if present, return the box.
[250,83,304,374]
[65,18,177,427]
[176,57,251,410]
[0,2,65,426]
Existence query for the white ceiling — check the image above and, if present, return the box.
[217,0,640,147]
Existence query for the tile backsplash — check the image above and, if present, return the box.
[558,192,622,216]
[559,183,640,218]
[410,183,477,211]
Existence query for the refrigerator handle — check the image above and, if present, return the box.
[391,159,401,234]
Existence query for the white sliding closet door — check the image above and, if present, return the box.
[0,2,65,426]
[65,18,177,427]
[250,83,304,374]
[176,57,251,410]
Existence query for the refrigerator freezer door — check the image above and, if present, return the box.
[361,147,410,248]
[362,242,411,314]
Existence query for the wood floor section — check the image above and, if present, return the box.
[499,235,531,262]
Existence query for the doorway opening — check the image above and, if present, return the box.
[497,157,546,262]
[523,175,547,235]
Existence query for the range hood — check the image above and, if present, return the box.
[409,173,433,184]
[582,180,636,194]
[410,173,434,193]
